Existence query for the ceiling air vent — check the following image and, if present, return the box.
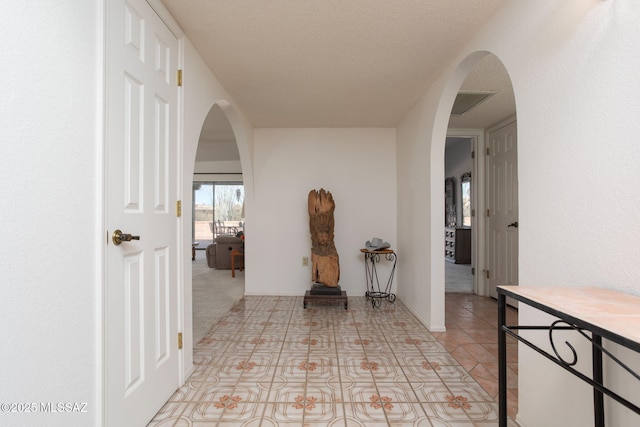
[451,91,496,116]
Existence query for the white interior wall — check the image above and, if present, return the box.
[195,140,240,162]
[249,128,396,297]
[194,160,242,174]
[495,2,640,425]
[445,139,472,180]
[398,1,640,426]
[0,3,101,427]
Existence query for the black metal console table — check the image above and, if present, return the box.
[360,248,397,308]
[498,286,640,427]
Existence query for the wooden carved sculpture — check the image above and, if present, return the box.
[308,189,340,287]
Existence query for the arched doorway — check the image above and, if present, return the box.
[179,94,254,366]
[442,53,517,299]
[190,104,246,346]
[435,51,519,415]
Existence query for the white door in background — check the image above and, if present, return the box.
[487,120,518,299]
[105,0,180,425]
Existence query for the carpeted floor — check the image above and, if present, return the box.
[192,250,245,345]
[445,261,473,293]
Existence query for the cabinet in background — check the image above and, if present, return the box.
[445,227,471,264]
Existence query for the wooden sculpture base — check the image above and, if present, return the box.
[303,291,348,309]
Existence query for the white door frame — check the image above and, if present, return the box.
[446,128,487,296]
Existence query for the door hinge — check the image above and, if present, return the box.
[486,209,490,218]
[176,200,182,217]
[177,69,183,87]
[471,150,475,159]
[471,209,475,217]
[486,147,490,156]
[471,267,475,276]
[486,270,490,279]
[178,332,183,350]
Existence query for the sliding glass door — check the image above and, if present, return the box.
[193,182,244,246]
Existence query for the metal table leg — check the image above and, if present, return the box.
[498,291,507,427]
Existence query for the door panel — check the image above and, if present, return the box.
[487,121,518,300]
[154,247,170,365]
[106,0,179,425]
[123,252,143,396]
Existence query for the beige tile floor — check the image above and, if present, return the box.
[438,293,519,421]
[149,293,518,426]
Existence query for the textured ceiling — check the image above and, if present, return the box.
[448,54,515,129]
[161,0,511,130]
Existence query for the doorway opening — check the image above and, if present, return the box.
[444,136,474,293]
[442,53,517,299]
[437,51,519,416]
[191,104,246,347]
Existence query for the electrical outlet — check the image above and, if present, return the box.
[302,256,309,267]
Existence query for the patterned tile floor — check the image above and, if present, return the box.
[149,293,519,426]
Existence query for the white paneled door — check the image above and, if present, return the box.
[105,0,180,426]
[487,121,518,300]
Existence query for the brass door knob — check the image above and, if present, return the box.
[112,229,140,245]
